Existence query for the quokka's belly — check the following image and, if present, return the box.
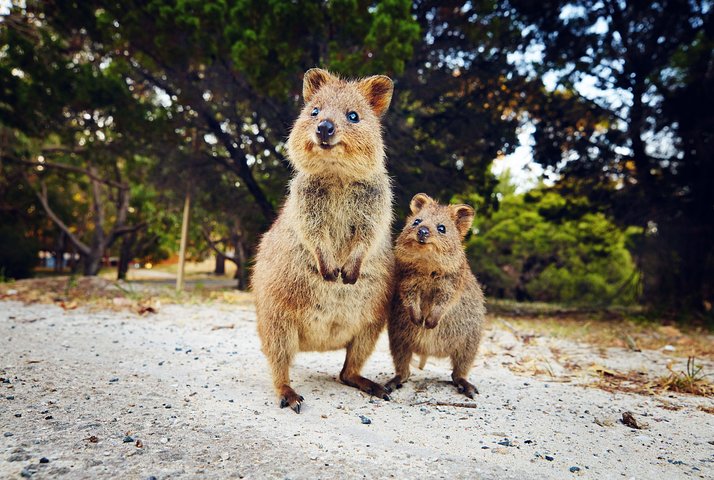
[297,257,390,352]
[402,310,468,358]
[410,327,455,358]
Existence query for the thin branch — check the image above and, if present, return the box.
[5,155,127,188]
[410,401,478,409]
[201,226,238,263]
[88,165,106,241]
[32,178,91,256]
[108,222,147,246]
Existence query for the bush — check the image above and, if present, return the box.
[467,185,639,306]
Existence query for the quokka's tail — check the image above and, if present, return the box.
[418,354,427,369]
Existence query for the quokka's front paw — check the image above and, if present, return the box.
[406,305,421,325]
[316,249,340,281]
[340,257,363,284]
[319,265,341,282]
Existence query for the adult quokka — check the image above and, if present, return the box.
[252,69,394,413]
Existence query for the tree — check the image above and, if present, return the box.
[505,0,714,313]
[0,9,168,275]
[34,0,421,223]
[386,0,536,215]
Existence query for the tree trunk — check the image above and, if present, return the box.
[54,231,66,272]
[176,191,191,291]
[69,247,79,274]
[117,231,137,280]
[234,238,248,290]
[214,252,226,275]
[82,251,103,276]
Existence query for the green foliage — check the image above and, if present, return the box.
[505,0,714,312]
[468,174,640,305]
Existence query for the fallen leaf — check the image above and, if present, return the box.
[58,301,78,310]
[621,411,648,429]
[137,305,157,315]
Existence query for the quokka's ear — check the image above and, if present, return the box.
[410,193,434,214]
[449,204,475,238]
[357,75,394,117]
[303,68,333,103]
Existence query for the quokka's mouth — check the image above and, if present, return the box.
[406,237,432,248]
[313,139,340,150]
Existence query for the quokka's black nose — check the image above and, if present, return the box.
[316,120,335,143]
[417,226,430,243]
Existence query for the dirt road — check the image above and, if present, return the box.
[1,300,712,479]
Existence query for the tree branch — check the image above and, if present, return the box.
[5,155,127,188]
[31,177,91,256]
[201,226,238,263]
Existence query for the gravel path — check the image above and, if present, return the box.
[1,300,712,479]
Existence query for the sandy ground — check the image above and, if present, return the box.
[1,299,713,479]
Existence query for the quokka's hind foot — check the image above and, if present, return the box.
[278,385,305,413]
[453,377,479,399]
[340,373,391,401]
[384,375,404,393]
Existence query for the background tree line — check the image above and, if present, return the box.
[0,1,711,319]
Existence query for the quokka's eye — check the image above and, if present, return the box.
[437,224,446,234]
[311,107,320,116]
[346,111,359,123]
[412,218,422,227]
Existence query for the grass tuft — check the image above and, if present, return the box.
[654,357,714,397]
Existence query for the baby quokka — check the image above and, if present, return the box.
[386,194,486,398]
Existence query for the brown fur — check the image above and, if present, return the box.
[252,69,395,413]
[386,194,486,399]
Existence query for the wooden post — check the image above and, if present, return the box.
[176,191,191,292]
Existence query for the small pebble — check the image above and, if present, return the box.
[6,395,14,400]
[123,436,134,443]
[3,432,13,437]
[109,377,119,383]
[39,457,49,464]
[545,455,554,461]
[20,469,32,478]
[160,437,168,444]
[569,466,580,473]
[498,439,513,447]
[359,415,371,425]
[14,413,21,418]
